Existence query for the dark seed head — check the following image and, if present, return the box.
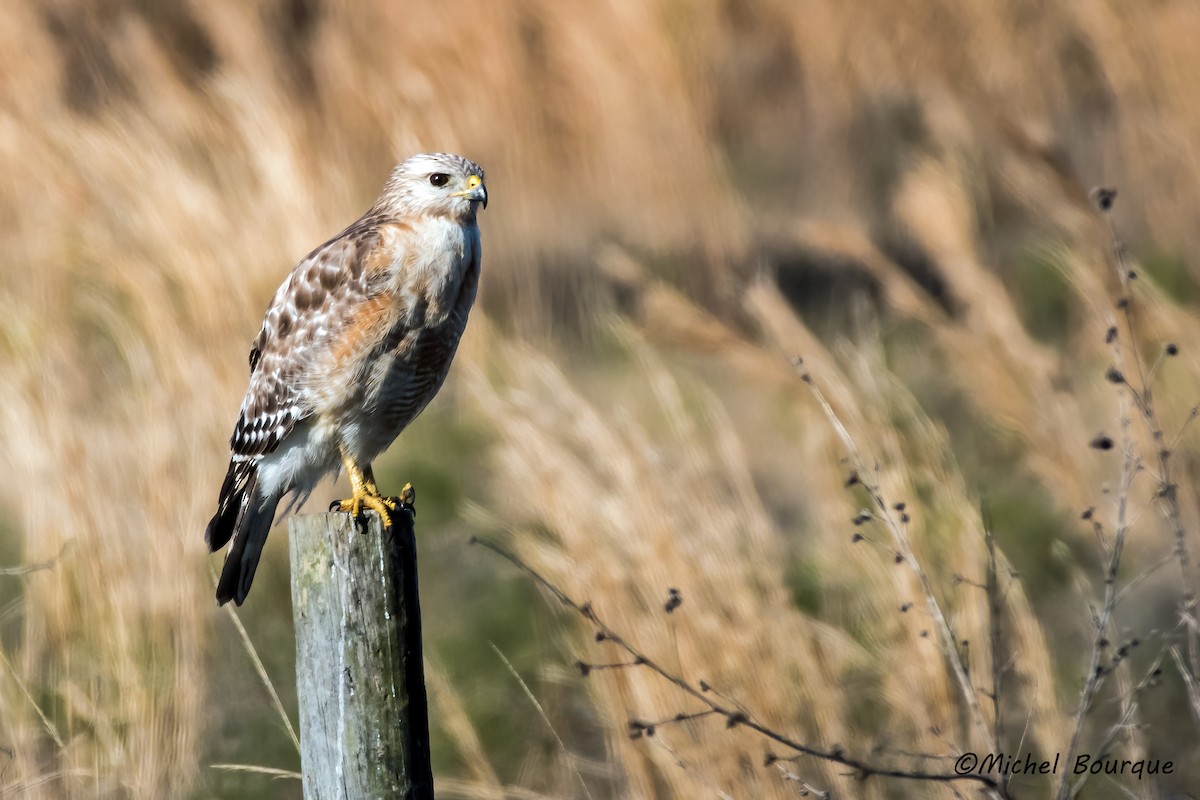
[1090,434,1114,451]
[664,588,682,614]
[1105,366,1124,384]
[1166,343,1179,356]
[1092,187,1117,211]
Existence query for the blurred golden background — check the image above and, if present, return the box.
[2,0,1199,797]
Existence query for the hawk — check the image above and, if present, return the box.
[205,152,487,606]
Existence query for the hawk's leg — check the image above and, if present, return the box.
[333,455,398,528]
[360,464,382,497]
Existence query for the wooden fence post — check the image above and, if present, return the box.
[289,506,433,799]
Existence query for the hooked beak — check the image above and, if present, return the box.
[454,174,488,208]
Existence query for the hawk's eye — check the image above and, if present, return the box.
[429,173,450,187]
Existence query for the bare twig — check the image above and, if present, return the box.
[0,542,73,577]
[1169,645,1200,730]
[489,642,595,800]
[772,762,831,799]
[1069,646,1168,798]
[1055,330,1139,800]
[1099,193,1199,685]
[471,536,1002,793]
[795,361,993,752]
[1112,554,1176,607]
[1057,188,1198,799]
[984,505,1005,778]
[222,603,301,754]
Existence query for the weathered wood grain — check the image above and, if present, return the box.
[289,508,432,800]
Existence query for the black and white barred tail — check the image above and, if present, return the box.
[205,459,280,606]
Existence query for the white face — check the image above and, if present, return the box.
[385,152,487,221]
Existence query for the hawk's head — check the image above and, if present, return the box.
[377,152,487,223]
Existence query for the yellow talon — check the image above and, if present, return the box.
[335,492,397,527]
[361,469,382,498]
[333,456,399,528]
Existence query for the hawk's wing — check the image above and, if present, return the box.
[209,220,385,602]
[230,221,383,460]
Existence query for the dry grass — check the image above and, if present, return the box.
[464,294,1070,797]
[0,0,1199,797]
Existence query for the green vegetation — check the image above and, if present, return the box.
[1013,247,1075,345]
[1140,251,1200,306]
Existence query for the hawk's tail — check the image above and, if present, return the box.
[206,460,280,606]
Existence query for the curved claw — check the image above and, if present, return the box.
[331,454,416,529]
[334,492,397,528]
[398,482,416,513]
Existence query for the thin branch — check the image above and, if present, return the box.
[1112,554,1176,607]
[1069,646,1167,798]
[1100,197,1198,679]
[0,542,73,577]
[222,603,300,754]
[471,536,1002,793]
[1169,646,1200,730]
[795,361,993,751]
[984,505,1005,769]
[1055,359,1138,800]
[1165,405,1200,456]
[772,762,831,799]
[629,708,721,736]
[489,642,595,800]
